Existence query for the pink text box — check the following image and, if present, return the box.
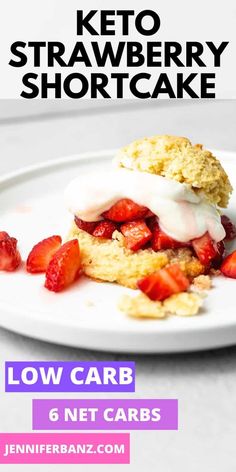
[0,433,130,464]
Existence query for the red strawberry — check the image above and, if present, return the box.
[146,216,159,232]
[151,223,186,251]
[26,235,62,273]
[74,216,98,235]
[92,221,117,239]
[121,220,152,251]
[45,239,81,292]
[192,232,219,266]
[220,250,236,278]
[145,210,155,218]
[0,231,10,241]
[102,199,148,222]
[221,215,236,241]
[0,232,21,271]
[212,240,225,269]
[137,264,190,301]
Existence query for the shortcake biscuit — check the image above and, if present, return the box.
[68,223,204,289]
[115,135,232,207]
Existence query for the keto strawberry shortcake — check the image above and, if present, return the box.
[63,135,235,317]
[1,135,236,319]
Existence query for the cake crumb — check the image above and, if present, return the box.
[209,268,221,277]
[163,292,203,317]
[193,275,212,291]
[118,290,203,319]
[85,300,95,307]
[118,293,166,319]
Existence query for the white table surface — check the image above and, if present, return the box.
[0,100,236,472]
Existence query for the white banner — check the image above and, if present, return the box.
[0,0,235,99]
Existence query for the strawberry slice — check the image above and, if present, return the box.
[221,250,236,278]
[192,232,219,266]
[137,264,190,301]
[151,222,186,251]
[45,239,81,292]
[102,199,148,222]
[92,221,117,239]
[146,215,159,232]
[74,216,98,235]
[221,215,236,241]
[26,235,62,273]
[0,232,21,271]
[0,231,11,241]
[120,220,152,251]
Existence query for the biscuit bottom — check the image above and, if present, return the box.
[67,222,204,289]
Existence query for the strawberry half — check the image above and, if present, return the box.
[102,199,148,222]
[92,221,117,239]
[192,232,219,266]
[137,264,190,301]
[26,235,62,273]
[121,220,152,251]
[45,239,81,292]
[0,232,21,271]
[151,222,186,251]
[221,215,236,241]
[220,250,236,279]
[74,216,98,235]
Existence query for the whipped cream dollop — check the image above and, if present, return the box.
[64,167,225,243]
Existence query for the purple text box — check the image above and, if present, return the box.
[33,399,178,430]
[5,362,135,392]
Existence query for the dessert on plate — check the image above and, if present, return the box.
[63,135,235,317]
[1,135,236,319]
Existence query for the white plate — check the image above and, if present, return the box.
[0,149,236,353]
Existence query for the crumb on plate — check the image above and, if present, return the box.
[118,291,203,319]
[163,292,203,317]
[118,293,166,319]
[192,275,212,291]
[85,299,95,307]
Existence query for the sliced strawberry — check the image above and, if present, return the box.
[192,232,219,266]
[74,216,98,235]
[0,231,10,241]
[120,220,152,251]
[26,235,62,273]
[137,264,190,301]
[0,232,21,271]
[152,223,186,251]
[145,209,155,218]
[146,215,159,232]
[45,239,81,292]
[92,221,117,239]
[102,199,148,222]
[221,215,236,241]
[220,250,236,278]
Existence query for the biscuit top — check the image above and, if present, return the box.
[115,135,232,208]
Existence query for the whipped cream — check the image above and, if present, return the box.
[64,168,225,243]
